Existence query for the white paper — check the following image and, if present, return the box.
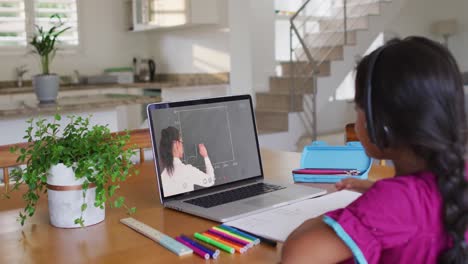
[224,190,361,242]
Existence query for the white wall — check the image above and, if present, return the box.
[142,0,277,98]
[229,0,276,96]
[0,0,151,82]
[147,0,276,98]
[228,0,252,96]
[387,0,468,71]
[147,0,230,74]
[250,1,276,93]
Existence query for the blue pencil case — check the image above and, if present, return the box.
[292,141,372,183]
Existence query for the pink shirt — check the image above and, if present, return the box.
[324,172,458,263]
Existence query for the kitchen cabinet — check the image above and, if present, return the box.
[160,84,228,102]
[131,0,218,31]
[99,88,127,95]
[0,94,11,105]
[58,89,101,98]
[0,91,161,146]
[127,88,144,95]
[10,93,36,102]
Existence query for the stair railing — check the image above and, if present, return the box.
[289,0,383,141]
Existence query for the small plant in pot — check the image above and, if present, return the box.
[30,14,70,104]
[7,114,137,228]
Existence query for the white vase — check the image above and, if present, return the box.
[47,163,105,228]
[33,74,59,104]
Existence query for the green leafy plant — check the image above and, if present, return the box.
[6,114,138,226]
[30,14,70,75]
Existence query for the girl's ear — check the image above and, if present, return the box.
[365,142,387,160]
[378,142,409,162]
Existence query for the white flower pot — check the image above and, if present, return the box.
[33,74,59,104]
[47,163,105,228]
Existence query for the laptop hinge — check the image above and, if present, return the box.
[164,177,263,202]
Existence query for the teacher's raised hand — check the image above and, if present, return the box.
[198,144,208,158]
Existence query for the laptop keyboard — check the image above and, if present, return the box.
[184,183,286,208]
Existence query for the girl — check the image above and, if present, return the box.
[159,126,215,196]
[282,37,468,263]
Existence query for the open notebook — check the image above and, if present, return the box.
[224,190,361,242]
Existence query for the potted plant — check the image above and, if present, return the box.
[7,114,137,228]
[30,14,70,104]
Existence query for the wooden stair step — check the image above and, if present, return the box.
[269,76,316,94]
[304,31,356,47]
[257,129,288,135]
[280,61,330,77]
[331,2,381,17]
[256,93,303,112]
[332,0,390,7]
[295,46,344,62]
[319,16,369,32]
[255,110,289,132]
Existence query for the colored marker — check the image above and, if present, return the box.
[212,226,253,244]
[224,227,277,247]
[219,225,261,245]
[207,229,251,248]
[180,235,220,259]
[202,232,247,254]
[208,228,252,247]
[186,239,221,259]
[176,237,209,259]
[194,232,235,254]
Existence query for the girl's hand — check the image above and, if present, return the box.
[335,178,374,193]
[198,144,208,158]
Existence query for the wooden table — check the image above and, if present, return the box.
[0,149,394,264]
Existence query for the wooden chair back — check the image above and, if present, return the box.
[345,123,359,142]
[115,128,152,163]
[0,128,152,192]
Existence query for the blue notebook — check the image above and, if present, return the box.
[292,141,372,183]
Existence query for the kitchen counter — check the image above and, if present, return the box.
[0,72,229,95]
[0,93,161,119]
[0,83,164,95]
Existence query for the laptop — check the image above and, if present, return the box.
[147,94,325,222]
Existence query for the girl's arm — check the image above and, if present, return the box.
[282,217,352,264]
[336,178,374,193]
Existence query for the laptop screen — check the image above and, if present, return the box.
[147,95,263,199]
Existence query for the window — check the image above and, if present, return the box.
[0,0,27,46]
[0,0,78,48]
[34,0,79,46]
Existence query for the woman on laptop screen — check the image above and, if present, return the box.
[159,126,215,196]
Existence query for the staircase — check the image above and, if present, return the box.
[256,61,330,133]
[255,0,406,150]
